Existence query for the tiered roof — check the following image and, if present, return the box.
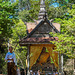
[19,0,60,46]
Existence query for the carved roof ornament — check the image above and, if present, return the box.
[38,0,48,20]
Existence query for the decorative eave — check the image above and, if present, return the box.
[19,43,53,46]
[19,37,58,46]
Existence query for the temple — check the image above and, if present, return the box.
[19,0,63,75]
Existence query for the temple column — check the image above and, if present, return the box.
[27,45,30,75]
[59,54,64,75]
[59,54,61,75]
[61,54,64,75]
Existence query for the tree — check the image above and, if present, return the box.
[51,4,75,58]
[0,1,18,73]
[19,0,30,11]
[47,6,67,19]
[18,0,40,22]
[10,19,27,74]
[56,0,75,4]
[0,1,18,38]
[18,0,70,22]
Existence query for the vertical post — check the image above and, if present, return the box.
[59,54,61,75]
[27,45,30,75]
[61,54,64,75]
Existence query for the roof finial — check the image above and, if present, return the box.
[38,0,47,20]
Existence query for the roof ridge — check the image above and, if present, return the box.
[24,19,60,39]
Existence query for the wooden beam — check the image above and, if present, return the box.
[19,42,53,46]
[31,44,55,46]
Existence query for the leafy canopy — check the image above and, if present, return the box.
[0,1,18,38]
[50,4,75,58]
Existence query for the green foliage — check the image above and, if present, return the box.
[18,0,70,22]
[55,0,75,5]
[0,1,18,38]
[47,6,67,19]
[19,0,30,11]
[0,48,7,73]
[10,19,27,69]
[18,0,40,22]
[18,10,33,22]
[50,57,54,63]
[50,4,75,58]
[0,1,19,73]
[12,19,27,41]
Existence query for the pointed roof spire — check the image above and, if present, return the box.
[38,0,47,20]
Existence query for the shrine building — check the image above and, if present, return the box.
[19,0,63,75]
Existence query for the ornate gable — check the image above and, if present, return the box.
[19,0,60,45]
[28,19,59,38]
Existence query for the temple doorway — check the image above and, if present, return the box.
[29,45,58,75]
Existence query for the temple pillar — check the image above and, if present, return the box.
[59,54,61,75]
[61,54,64,75]
[27,45,30,75]
[59,54,64,75]
[59,54,61,72]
